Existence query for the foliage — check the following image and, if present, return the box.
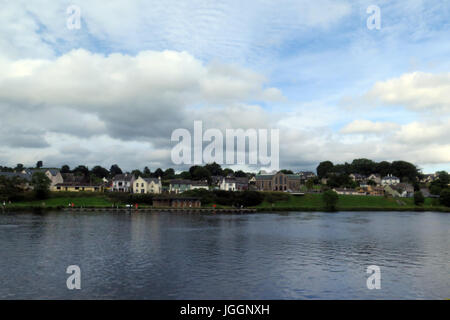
[31,171,51,199]
[110,164,123,176]
[413,191,424,205]
[92,165,109,179]
[322,190,338,211]
[317,161,334,179]
[440,189,450,207]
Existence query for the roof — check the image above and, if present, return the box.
[24,168,60,176]
[136,177,160,184]
[112,174,133,182]
[170,179,193,185]
[55,182,103,187]
[221,177,249,184]
[382,175,400,180]
[0,172,32,182]
[191,181,209,186]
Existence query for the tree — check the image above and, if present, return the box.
[323,190,338,211]
[391,161,419,182]
[280,169,293,174]
[437,171,449,186]
[164,168,175,180]
[152,168,164,178]
[36,160,43,168]
[234,170,247,177]
[0,176,25,201]
[204,162,223,176]
[317,161,334,179]
[131,170,142,179]
[191,167,211,181]
[31,172,51,199]
[305,179,314,191]
[73,165,89,177]
[440,189,450,207]
[222,168,234,177]
[351,158,376,175]
[375,161,391,176]
[61,165,71,173]
[414,191,424,206]
[110,164,123,176]
[92,165,109,179]
[15,163,24,172]
[143,167,151,177]
[178,171,191,179]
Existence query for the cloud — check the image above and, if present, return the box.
[340,120,399,134]
[364,72,450,113]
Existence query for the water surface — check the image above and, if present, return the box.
[0,210,448,299]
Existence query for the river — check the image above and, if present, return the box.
[0,210,448,299]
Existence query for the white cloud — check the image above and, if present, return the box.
[365,72,450,113]
[340,120,399,134]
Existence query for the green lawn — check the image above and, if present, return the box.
[254,193,447,211]
[3,192,448,212]
[6,196,115,208]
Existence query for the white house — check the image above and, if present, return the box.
[367,174,382,185]
[190,181,209,191]
[112,173,134,192]
[381,174,400,186]
[219,177,249,191]
[133,176,162,194]
[220,177,237,191]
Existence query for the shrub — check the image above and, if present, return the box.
[413,191,424,205]
[322,190,338,211]
[440,189,450,207]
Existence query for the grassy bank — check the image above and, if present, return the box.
[254,194,449,212]
[2,192,449,212]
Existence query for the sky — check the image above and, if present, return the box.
[0,0,449,173]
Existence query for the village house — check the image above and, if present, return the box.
[255,172,301,192]
[420,173,438,183]
[349,173,367,182]
[333,188,360,195]
[52,182,104,192]
[169,179,193,194]
[366,185,385,196]
[297,171,317,182]
[112,173,134,192]
[381,174,400,186]
[367,174,382,185]
[219,177,249,191]
[0,172,33,190]
[390,183,414,198]
[133,176,162,194]
[23,168,64,188]
[190,181,209,190]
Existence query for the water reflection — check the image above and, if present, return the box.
[0,211,448,299]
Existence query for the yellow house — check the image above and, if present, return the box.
[133,176,162,194]
[52,183,104,192]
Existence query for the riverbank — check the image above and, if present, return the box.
[2,193,449,212]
